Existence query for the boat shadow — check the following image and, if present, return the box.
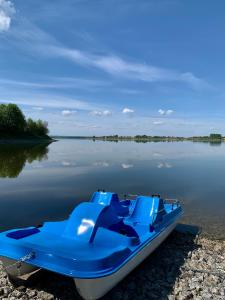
[106,224,200,300]
[22,224,200,300]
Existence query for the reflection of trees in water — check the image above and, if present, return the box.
[209,141,222,146]
[0,143,50,178]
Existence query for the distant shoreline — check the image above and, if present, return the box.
[0,135,55,144]
[51,135,224,143]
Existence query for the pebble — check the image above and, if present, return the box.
[0,230,224,299]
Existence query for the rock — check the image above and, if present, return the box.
[3,287,10,296]
[26,289,37,298]
[37,291,54,300]
[167,295,175,300]
[20,295,29,300]
[11,289,23,298]
[17,285,26,293]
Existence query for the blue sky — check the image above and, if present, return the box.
[0,0,225,136]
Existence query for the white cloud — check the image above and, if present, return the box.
[153,120,164,125]
[121,163,133,169]
[0,92,96,111]
[32,106,43,111]
[62,161,71,167]
[157,162,173,169]
[90,110,112,117]
[0,77,111,96]
[93,161,109,167]
[0,0,15,32]
[166,109,174,115]
[61,161,76,167]
[153,152,163,157]
[61,110,77,116]
[122,107,134,115]
[180,72,209,90]
[158,109,174,116]
[5,21,208,90]
[102,110,112,116]
[51,46,207,89]
[90,110,102,117]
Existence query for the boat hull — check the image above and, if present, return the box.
[0,221,178,299]
[74,220,178,300]
[0,256,40,280]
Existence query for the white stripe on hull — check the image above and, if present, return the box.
[74,221,178,300]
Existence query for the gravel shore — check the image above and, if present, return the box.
[0,229,224,300]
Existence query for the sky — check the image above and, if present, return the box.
[0,0,225,136]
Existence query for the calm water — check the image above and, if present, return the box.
[0,139,225,238]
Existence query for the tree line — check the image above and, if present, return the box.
[0,103,49,137]
[92,133,223,142]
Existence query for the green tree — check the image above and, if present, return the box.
[26,118,49,136]
[209,133,222,140]
[0,103,26,134]
[26,118,36,134]
[0,103,49,138]
[36,119,49,136]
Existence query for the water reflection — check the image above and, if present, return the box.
[93,161,110,167]
[157,162,173,169]
[0,143,50,178]
[121,163,133,169]
[0,139,225,238]
[209,141,222,146]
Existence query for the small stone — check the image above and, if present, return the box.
[17,285,26,292]
[187,251,192,258]
[3,287,10,296]
[26,289,37,298]
[37,291,54,300]
[11,290,23,298]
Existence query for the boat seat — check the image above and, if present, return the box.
[6,228,40,240]
[125,196,166,227]
[63,202,121,243]
[91,191,129,216]
[109,220,139,239]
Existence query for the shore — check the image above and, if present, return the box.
[0,138,55,145]
[51,136,225,145]
[0,134,55,145]
[0,229,224,300]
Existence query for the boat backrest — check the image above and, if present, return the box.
[151,196,166,224]
[126,196,166,225]
[62,202,119,243]
[91,191,129,216]
[126,196,153,225]
[91,191,117,206]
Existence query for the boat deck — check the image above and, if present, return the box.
[0,192,182,278]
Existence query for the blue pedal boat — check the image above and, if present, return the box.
[0,191,182,300]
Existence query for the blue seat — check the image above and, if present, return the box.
[62,199,140,244]
[125,196,166,226]
[91,192,129,216]
[6,228,40,240]
[63,202,119,243]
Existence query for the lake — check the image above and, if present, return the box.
[0,139,225,239]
